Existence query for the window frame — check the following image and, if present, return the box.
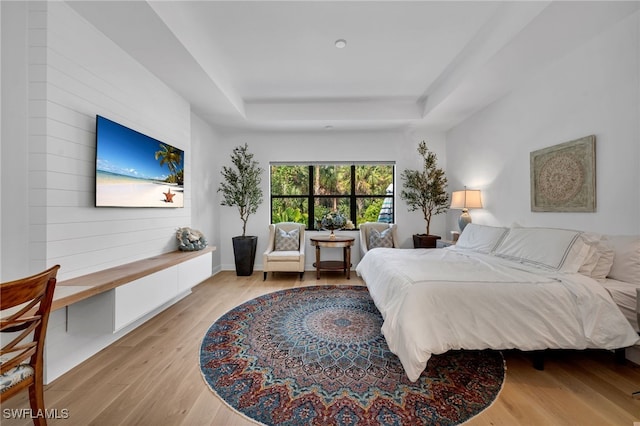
[270,162,395,230]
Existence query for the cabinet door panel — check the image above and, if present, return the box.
[114,268,178,331]
[178,252,212,292]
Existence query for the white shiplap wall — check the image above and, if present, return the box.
[31,2,191,281]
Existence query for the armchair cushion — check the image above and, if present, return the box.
[369,228,394,249]
[265,251,302,262]
[275,227,300,251]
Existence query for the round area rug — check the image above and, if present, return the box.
[200,286,505,426]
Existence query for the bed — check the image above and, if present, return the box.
[602,279,640,331]
[355,224,640,382]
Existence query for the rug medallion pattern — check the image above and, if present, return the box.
[200,285,504,425]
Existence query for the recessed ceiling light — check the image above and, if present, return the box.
[334,39,347,49]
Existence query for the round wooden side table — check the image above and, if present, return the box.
[309,235,355,280]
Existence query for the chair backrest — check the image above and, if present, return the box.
[359,222,398,256]
[1,265,59,379]
[269,222,305,251]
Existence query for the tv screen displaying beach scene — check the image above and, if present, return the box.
[95,115,184,208]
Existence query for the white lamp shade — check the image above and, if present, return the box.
[450,189,483,210]
[450,189,482,232]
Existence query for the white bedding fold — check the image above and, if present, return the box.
[356,247,639,382]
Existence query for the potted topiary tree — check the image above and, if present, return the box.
[218,143,264,275]
[400,141,449,248]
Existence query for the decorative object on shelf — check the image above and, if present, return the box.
[176,227,207,251]
[317,211,347,239]
[530,135,596,212]
[218,143,264,275]
[400,141,449,248]
[450,187,483,232]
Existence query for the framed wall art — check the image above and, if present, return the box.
[530,135,596,212]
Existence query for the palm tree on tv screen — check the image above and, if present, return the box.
[155,144,183,184]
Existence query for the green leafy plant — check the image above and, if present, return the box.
[272,206,307,224]
[400,141,449,235]
[155,143,183,185]
[218,143,264,237]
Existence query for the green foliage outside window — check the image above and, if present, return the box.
[271,202,308,224]
[270,164,394,229]
[270,165,308,195]
[362,199,384,223]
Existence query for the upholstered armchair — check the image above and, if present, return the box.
[359,222,399,258]
[263,222,305,280]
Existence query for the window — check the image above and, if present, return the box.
[270,163,394,230]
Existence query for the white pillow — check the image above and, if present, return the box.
[576,234,606,277]
[275,227,300,251]
[607,235,640,284]
[578,235,616,281]
[578,244,600,277]
[494,227,593,272]
[369,228,394,249]
[455,224,509,254]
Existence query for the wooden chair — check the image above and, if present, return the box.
[1,265,60,425]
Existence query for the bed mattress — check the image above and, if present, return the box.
[356,247,639,381]
[601,278,639,331]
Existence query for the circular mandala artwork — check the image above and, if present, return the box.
[200,286,505,425]
[537,154,584,203]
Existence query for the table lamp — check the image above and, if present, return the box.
[450,187,483,232]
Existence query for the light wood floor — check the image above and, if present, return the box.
[4,271,640,425]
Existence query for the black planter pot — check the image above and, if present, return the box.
[232,236,258,276]
[412,234,441,249]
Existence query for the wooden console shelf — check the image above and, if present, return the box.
[42,246,215,384]
[52,246,215,311]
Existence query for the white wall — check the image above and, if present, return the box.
[1,2,30,280]
[445,10,640,236]
[217,129,447,272]
[190,112,222,272]
[1,2,192,281]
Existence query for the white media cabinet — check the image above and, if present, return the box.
[44,247,215,384]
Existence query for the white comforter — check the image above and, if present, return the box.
[355,247,640,382]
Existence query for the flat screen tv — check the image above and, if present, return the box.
[95,115,184,208]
